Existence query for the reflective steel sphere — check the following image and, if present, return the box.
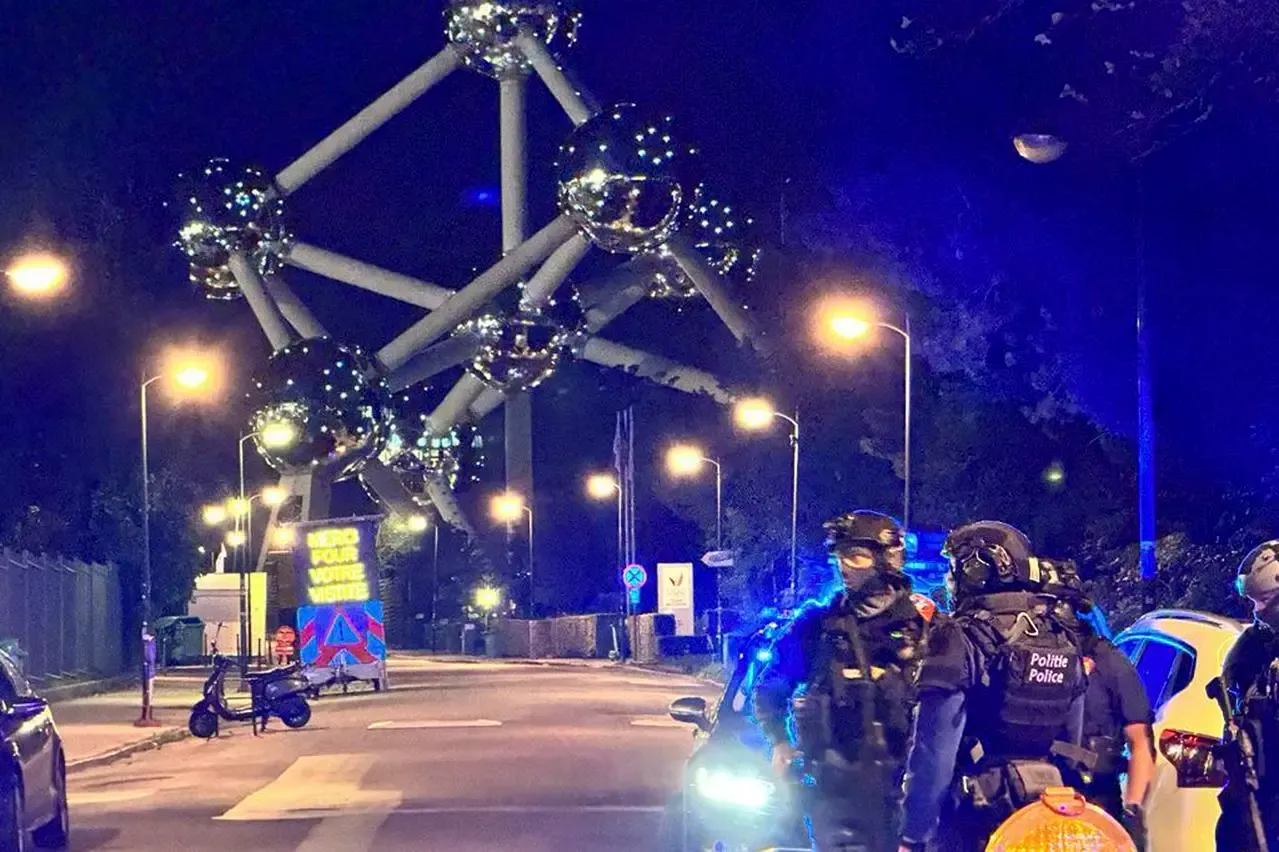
[188,264,241,301]
[444,0,580,79]
[247,339,389,481]
[1013,133,1068,164]
[465,309,580,393]
[649,183,760,299]
[376,386,479,491]
[171,158,288,270]
[556,104,692,254]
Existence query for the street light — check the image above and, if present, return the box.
[474,585,501,612]
[406,513,430,533]
[138,349,219,726]
[490,492,534,616]
[815,302,914,532]
[202,504,229,526]
[733,398,801,598]
[585,472,619,500]
[665,444,723,550]
[260,485,288,508]
[5,251,68,298]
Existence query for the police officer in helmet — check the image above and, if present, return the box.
[1214,540,1279,850]
[753,510,930,851]
[1043,559,1153,847]
[897,522,1088,852]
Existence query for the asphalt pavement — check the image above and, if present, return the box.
[64,657,720,851]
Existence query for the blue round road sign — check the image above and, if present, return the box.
[622,564,648,590]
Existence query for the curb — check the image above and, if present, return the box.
[66,728,190,774]
[43,675,135,705]
[624,663,726,685]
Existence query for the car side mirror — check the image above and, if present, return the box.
[6,697,47,721]
[669,696,710,730]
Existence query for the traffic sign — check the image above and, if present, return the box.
[622,564,648,590]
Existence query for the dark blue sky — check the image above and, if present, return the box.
[2,0,1276,494]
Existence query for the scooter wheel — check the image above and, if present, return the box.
[188,707,219,739]
[280,701,312,729]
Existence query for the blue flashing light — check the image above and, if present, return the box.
[462,186,499,207]
[754,647,773,664]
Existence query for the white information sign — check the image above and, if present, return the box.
[657,562,696,635]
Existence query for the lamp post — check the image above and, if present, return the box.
[733,399,801,598]
[585,472,624,607]
[666,445,723,645]
[137,350,218,726]
[665,445,722,548]
[490,492,534,616]
[819,306,913,532]
[236,426,296,675]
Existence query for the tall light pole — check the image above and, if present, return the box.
[491,492,534,616]
[819,306,913,532]
[137,349,218,726]
[666,445,723,645]
[586,472,624,605]
[733,399,801,597]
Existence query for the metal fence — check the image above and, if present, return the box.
[0,548,122,679]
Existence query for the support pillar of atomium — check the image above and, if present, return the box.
[274,47,463,195]
[228,253,294,351]
[500,71,536,506]
[665,235,767,352]
[285,241,455,309]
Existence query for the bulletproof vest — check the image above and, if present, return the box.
[958,592,1086,761]
[801,586,924,763]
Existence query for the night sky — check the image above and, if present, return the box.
[2,2,1277,606]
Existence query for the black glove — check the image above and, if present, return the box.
[1121,803,1147,850]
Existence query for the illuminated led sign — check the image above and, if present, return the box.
[292,517,381,606]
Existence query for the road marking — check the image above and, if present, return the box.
[294,811,389,852]
[215,754,402,822]
[68,789,157,805]
[630,716,689,728]
[620,679,704,689]
[367,719,502,730]
[282,805,665,816]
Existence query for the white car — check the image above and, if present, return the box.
[1114,609,1246,852]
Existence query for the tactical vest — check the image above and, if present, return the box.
[798,590,923,763]
[958,592,1086,761]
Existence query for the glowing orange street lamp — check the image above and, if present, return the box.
[5,252,68,298]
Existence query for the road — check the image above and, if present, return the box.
[65,658,719,851]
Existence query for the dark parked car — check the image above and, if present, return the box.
[660,623,810,852]
[0,649,69,851]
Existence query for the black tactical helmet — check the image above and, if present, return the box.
[823,510,906,573]
[944,521,1042,597]
[1236,540,1279,612]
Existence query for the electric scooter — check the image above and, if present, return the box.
[188,654,312,738]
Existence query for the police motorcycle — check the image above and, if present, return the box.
[188,654,312,738]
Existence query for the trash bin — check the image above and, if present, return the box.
[483,632,499,658]
[461,623,478,655]
[153,616,205,665]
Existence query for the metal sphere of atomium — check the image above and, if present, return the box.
[463,308,581,394]
[1013,133,1068,164]
[649,182,761,300]
[187,263,241,301]
[556,104,694,254]
[444,0,580,79]
[373,385,486,493]
[247,338,389,481]
[171,158,288,268]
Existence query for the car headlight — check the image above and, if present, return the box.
[693,766,775,810]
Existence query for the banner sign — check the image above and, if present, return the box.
[657,562,695,635]
[297,601,386,668]
[291,516,382,606]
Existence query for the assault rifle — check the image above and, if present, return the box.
[1207,675,1269,852]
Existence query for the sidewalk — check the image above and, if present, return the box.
[55,679,204,771]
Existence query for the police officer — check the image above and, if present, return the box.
[897,522,1088,852]
[1043,559,1153,847]
[753,510,929,851]
[1215,540,1279,850]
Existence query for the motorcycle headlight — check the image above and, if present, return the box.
[693,766,775,810]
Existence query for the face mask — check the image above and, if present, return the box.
[1255,596,1279,631]
[834,548,878,592]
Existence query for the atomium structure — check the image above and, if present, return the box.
[171,1,766,594]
